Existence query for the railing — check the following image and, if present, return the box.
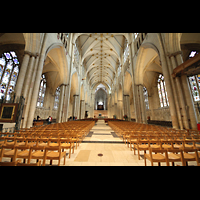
[134,33,148,53]
[57,33,68,49]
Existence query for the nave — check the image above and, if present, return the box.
[64,119,145,166]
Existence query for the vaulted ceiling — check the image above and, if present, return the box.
[75,33,127,92]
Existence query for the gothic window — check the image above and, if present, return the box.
[74,43,79,65]
[143,87,149,109]
[54,86,60,109]
[117,65,121,77]
[188,51,200,102]
[134,33,139,39]
[0,51,20,101]
[157,74,169,107]
[123,41,129,64]
[37,74,46,107]
[189,50,198,58]
[188,75,200,101]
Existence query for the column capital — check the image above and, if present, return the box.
[24,51,39,58]
[167,51,182,58]
[60,83,69,87]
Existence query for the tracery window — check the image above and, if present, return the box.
[143,87,149,109]
[74,43,79,65]
[54,86,60,109]
[123,42,129,64]
[0,51,19,101]
[134,33,139,39]
[188,75,200,101]
[37,74,46,107]
[117,65,121,77]
[188,50,200,102]
[157,74,169,107]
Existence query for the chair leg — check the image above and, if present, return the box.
[64,156,66,165]
[69,148,71,158]
[138,150,140,160]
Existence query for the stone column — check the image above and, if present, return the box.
[80,100,85,119]
[91,93,95,118]
[14,51,30,103]
[21,55,39,128]
[134,85,142,123]
[22,54,38,100]
[62,84,70,122]
[114,103,117,118]
[123,95,131,121]
[138,84,147,124]
[72,95,80,119]
[176,54,198,129]
[57,84,65,123]
[170,55,189,129]
[20,54,37,128]
[26,33,48,128]
[85,103,88,118]
[158,33,179,129]
[166,54,183,129]
[118,100,123,119]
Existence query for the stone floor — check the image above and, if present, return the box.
[62,119,146,166]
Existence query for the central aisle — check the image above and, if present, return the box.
[63,119,145,166]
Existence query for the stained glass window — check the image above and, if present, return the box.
[143,87,149,109]
[0,51,20,101]
[157,74,169,107]
[189,51,198,58]
[37,74,46,107]
[54,87,60,109]
[188,75,200,101]
[187,51,200,102]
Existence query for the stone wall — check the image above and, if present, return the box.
[34,107,58,120]
[146,107,171,121]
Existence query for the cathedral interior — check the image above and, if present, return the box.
[0,33,200,131]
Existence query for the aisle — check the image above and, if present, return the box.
[63,119,146,166]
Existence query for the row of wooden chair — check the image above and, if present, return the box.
[0,160,41,166]
[144,147,199,166]
[108,121,200,166]
[0,143,66,166]
[0,120,95,166]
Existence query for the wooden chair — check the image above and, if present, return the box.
[28,146,46,165]
[167,148,184,166]
[161,140,173,149]
[17,160,41,166]
[60,138,72,158]
[43,146,66,166]
[129,135,138,152]
[0,160,21,166]
[0,144,16,162]
[48,138,60,147]
[144,148,169,166]
[134,137,150,160]
[172,140,184,149]
[14,145,31,163]
[37,138,49,147]
[182,148,199,166]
